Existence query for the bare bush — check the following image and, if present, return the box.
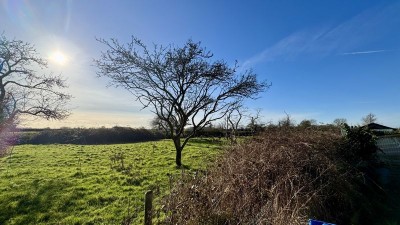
[163,127,356,225]
[0,120,16,157]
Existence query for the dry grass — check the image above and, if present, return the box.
[163,127,357,225]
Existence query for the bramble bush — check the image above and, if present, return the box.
[162,125,381,224]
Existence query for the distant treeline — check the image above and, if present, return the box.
[17,127,164,145]
[16,127,253,145]
[193,123,339,138]
[14,123,356,145]
[194,128,253,138]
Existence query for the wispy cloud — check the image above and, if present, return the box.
[241,2,400,69]
[241,28,329,68]
[340,49,392,55]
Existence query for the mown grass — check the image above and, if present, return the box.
[0,138,224,224]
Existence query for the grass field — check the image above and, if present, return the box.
[0,138,224,224]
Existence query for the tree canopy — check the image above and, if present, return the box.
[0,34,71,128]
[333,118,347,127]
[362,113,377,125]
[95,37,269,166]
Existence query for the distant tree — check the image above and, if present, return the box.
[226,103,246,143]
[362,113,377,125]
[298,119,317,128]
[333,118,347,127]
[0,34,70,153]
[95,37,269,167]
[246,108,265,134]
[278,111,295,127]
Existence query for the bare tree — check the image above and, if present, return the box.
[226,103,246,143]
[333,118,347,127]
[95,37,269,166]
[0,34,71,154]
[362,113,377,125]
[0,34,71,124]
[278,111,295,127]
[246,108,264,134]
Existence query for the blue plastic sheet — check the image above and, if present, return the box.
[309,219,336,225]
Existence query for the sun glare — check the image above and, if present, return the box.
[50,51,68,65]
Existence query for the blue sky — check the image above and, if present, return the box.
[1,0,399,128]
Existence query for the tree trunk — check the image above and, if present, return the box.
[173,137,183,167]
[175,148,182,167]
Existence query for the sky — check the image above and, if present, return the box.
[1,0,399,128]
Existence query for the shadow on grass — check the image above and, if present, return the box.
[175,164,191,170]
[0,179,76,224]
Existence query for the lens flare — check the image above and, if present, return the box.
[49,51,68,65]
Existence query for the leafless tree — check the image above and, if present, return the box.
[246,108,264,134]
[278,111,295,127]
[219,104,244,141]
[95,37,269,166]
[226,103,246,143]
[333,118,347,127]
[0,34,71,152]
[362,113,377,125]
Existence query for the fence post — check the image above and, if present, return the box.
[144,190,153,225]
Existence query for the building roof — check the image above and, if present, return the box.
[363,123,396,130]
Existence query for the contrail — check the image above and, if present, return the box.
[340,49,391,55]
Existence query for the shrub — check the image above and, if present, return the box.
[339,124,379,165]
[0,122,17,157]
[162,127,359,224]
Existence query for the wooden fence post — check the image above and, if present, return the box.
[144,190,153,225]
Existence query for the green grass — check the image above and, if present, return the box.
[0,138,224,224]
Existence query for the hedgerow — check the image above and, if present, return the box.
[162,126,380,224]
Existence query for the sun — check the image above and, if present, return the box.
[49,51,68,65]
